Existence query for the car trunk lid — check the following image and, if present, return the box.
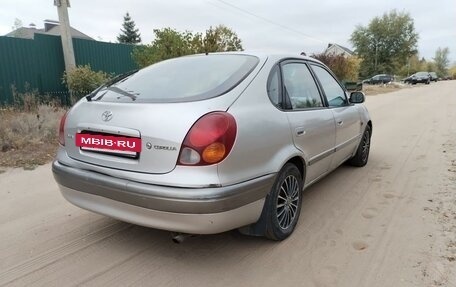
[64,100,231,174]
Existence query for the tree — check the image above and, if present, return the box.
[117,12,141,44]
[433,47,450,77]
[350,10,418,77]
[132,28,195,67]
[12,18,23,30]
[132,25,243,68]
[311,53,362,81]
[202,25,243,53]
[10,18,26,38]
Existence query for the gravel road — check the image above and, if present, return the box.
[1,81,455,287]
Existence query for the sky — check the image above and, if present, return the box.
[0,0,455,63]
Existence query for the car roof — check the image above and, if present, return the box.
[184,51,324,66]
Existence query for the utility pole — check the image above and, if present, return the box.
[55,0,76,73]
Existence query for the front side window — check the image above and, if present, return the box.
[311,65,348,107]
[281,63,323,109]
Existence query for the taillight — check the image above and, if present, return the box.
[58,111,68,146]
[178,112,237,166]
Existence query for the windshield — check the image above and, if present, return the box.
[91,54,259,103]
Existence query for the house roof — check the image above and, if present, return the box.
[5,22,94,40]
[325,43,354,55]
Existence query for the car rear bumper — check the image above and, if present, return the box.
[52,161,274,234]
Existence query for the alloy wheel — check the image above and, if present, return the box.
[276,175,300,229]
[361,130,370,162]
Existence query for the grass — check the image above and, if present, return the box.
[0,105,66,168]
[362,82,406,96]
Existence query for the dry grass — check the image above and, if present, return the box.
[0,105,66,168]
[363,83,406,96]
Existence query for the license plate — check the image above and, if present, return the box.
[75,133,142,153]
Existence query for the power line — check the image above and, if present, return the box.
[212,0,327,44]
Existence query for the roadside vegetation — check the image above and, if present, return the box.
[362,83,405,96]
[1,64,110,170]
[0,89,66,169]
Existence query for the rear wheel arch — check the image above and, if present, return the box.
[367,120,372,135]
[286,156,306,183]
[238,156,306,239]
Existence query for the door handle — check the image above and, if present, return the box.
[337,120,344,126]
[295,127,306,136]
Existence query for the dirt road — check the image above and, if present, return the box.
[1,81,455,287]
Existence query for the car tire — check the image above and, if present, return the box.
[348,125,371,167]
[262,163,303,240]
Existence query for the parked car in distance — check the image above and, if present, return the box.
[404,71,431,85]
[362,74,393,85]
[429,72,438,82]
[52,53,372,241]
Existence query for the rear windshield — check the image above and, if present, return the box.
[91,54,259,103]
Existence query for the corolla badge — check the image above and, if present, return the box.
[101,111,113,122]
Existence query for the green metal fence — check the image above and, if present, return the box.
[0,34,138,106]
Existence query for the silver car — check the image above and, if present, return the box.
[53,53,372,241]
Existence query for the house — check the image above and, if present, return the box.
[5,19,94,40]
[324,43,354,58]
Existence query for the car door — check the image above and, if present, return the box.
[276,60,336,183]
[372,75,380,84]
[310,64,362,170]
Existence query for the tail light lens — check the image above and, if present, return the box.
[58,111,69,146]
[178,112,236,166]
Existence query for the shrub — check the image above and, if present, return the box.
[10,84,62,112]
[0,105,65,153]
[62,65,111,100]
[11,84,40,112]
[449,66,456,79]
[311,53,362,82]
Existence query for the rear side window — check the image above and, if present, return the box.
[311,65,348,107]
[281,63,323,109]
[267,66,280,106]
[92,55,259,103]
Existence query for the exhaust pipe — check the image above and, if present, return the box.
[171,232,194,244]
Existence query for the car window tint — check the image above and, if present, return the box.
[311,65,348,107]
[267,66,280,106]
[282,63,323,109]
[92,55,259,103]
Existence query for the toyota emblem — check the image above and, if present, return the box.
[101,111,113,122]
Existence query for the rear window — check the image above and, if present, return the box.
[91,54,259,103]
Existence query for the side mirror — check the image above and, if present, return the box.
[349,91,365,104]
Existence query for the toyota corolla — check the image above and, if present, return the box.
[52,53,372,241]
